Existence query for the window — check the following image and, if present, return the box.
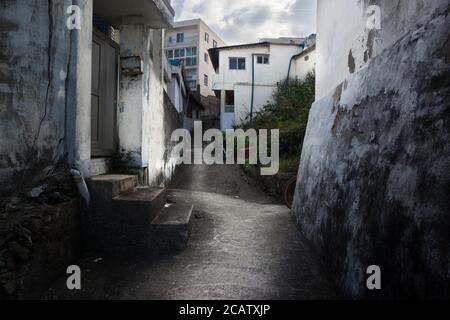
[213,40,218,48]
[188,80,197,91]
[225,90,235,108]
[185,68,197,81]
[168,36,173,43]
[169,47,197,66]
[185,57,197,66]
[205,32,209,43]
[204,52,209,63]
[204,74,208,86]
[256,55,269,64]
[229,57,246,70]
[174,49,182,58]
[177,33,184,43]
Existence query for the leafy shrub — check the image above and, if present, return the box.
[238,71,315,172]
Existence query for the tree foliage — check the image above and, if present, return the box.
[239,71,316,171]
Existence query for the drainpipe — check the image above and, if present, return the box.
[250,54,256,124]
[287,42,306,81]
[287,55,295,81]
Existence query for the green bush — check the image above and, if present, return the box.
[238,71,315,172]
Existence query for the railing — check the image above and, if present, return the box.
[165,35,199,48]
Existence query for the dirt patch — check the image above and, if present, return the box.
[0,164,82,299]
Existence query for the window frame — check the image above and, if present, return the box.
[204,74,209,86]
[229,57,246,70]
[205,32,209,43]
[256,55,270,64]
[176,33,184,43]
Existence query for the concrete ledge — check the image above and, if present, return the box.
[149,203,194,251]
[88,174,138,200]
[113,187,167,225]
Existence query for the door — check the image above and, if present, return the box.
[91,29,119,157]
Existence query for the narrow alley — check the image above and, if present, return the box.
[43,163,334,300]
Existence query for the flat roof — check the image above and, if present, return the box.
[292,44,316,60]
[208,41,303,71]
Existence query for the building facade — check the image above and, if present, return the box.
[165,64,203,132]
[0,0,181,192]
[209,39,316,130]
[292,0,450,298]
[165,19,226,127]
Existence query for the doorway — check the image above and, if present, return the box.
[91,28,119,157]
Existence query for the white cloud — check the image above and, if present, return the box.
[172,0,317,45]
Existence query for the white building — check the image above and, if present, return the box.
[165,64,203,132]
[164,19,226,126]
[209,39,316,130]
[0,0,183,190]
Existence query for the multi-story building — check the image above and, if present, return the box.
[209,37,316,130]
[165,19,226,127]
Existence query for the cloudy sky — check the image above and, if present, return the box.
[172,0,317,45]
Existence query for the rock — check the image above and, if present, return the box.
[9,242,30,262]
[22,234,33,248]
[10,196,21,205]
[29,185,47,198]
[5,254,17,269]
[43,215,52,224]
[43,166,54,176]
[28,219,43,233]
[2,281,16,295]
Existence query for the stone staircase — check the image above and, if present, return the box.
[86,174,193,255]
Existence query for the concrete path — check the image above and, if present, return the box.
[44,164,334,300]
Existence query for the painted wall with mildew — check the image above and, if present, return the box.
[294,0,450,298]
[316,0,448,100]
[0,0,92,194]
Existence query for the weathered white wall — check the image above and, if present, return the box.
[293,48,316,80]
[213,44,302,127]
[0,0,92,193]
[214,44,301,90]
[234,84,275,124]
[167,76,183,113]
[118,21,147,167]
[118,20,180,186]
[294,0,450,298]
[316,0,448,100]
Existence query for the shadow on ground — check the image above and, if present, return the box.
[43,164,336,300]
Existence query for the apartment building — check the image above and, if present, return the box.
[165,19,226,127]
[209,38,316,130]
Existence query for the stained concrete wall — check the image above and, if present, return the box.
[293,48,316,80]
[316,0,449,100]
[293,0,450,298]
[118,20,181,186]
[0,0,92,195]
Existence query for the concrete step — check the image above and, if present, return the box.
[149,203,194,251]
[112,187,167,226]
[88,174,138,200]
